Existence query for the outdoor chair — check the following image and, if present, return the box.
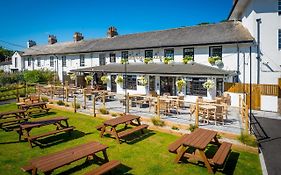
[189,104,196,120]
[210,105,224,125]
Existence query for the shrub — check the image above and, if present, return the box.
[23,70,55,84]
[238,131,257,147]
[41,96,49,102]
[111,112,118,117]
[57,100,65,106]
[188,124,198,132]
[171,126,179,130]
[49,101,53,104]
[151,117,165,127]
[99,107,109,115]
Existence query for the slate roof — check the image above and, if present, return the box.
[71,63,235,76]
[23,21,254,56]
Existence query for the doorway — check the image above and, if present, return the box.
[160,77,176,95]
[111,75,117,92]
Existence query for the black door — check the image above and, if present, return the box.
[149,76,155,92]
[160,77,176,95]
[111,75,117,92]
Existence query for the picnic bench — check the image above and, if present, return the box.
[168,128,232,174]
[18,102,50,116]
[98,114,148,144]
[0,110,27,130]
[19,117,74,148]
[21,141,110,175]
[85,160,121,175]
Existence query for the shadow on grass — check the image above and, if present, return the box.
[30,111,57,118]
[122,130,155,144]
[57,155,132,175]
[32,130,94,148]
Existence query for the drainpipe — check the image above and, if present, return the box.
[249,46,252,132]
[236,43,240,83]
[256,18,261,84]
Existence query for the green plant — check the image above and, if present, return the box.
[57,100,65,106]
[175,79,186,92]
[238,131,257,147]
[202,79,215,90]
[49,101,53,104]
[99,107,109,115]
[163,57,172,64]
[144,58,152,64]
[100,75,109,84]
[115,75,123,84]
[69,73,76,81]
[41,96,49,102]
[188,124,198,132]
[208,56,221,65]
[111,112,118,117]
[120,58,128,64]
[171,126,179,130]
[137,76,148,86]
[217,134,222,139]
[182,56,193,64]
[151,117,165,127]
[72,102,81,109]
[65,103,70,107]
[85,75,93,85]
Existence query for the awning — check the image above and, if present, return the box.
[71,63,235,77]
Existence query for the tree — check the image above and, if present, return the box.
[0,46,14,61]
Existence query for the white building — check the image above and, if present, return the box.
[11,51,24,72]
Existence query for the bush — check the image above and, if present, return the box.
[188,124,198,132]
[99,107,109,115]
[57,100,65,106]
[23,70,55,84]
[111,112,118,117]
[151,117,165,127]
[65,103,70,107]
[41,96,49,102]
[238,131,257,147]
[171,126,179,130]
[49,101,53,104]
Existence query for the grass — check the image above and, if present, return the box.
[0,103,262,175]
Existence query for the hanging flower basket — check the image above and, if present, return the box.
[100,75,109,84]
[182,56,193,64]
[144,58,152,64]
[137,76,148,86]
[85,75,93,85]
[203,79,215,90]
[120,59,128,64]
[175,79,186,92]
[69,73,76,81]
[115,75,123,84]
[208,56,221,65]
[164,57,172,64]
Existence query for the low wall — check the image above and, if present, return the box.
[261,95,278,112]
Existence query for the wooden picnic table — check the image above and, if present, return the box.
[171,128,232,174]
[99,114,148,144]
[23,141,109,175]
[19,116,74,147]
[0,109,27,129]
[18,102,50,115]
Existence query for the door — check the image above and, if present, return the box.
[149,76,155,92]
[160,77,176,95]
[111,75,117,92]
[99,53,106,66]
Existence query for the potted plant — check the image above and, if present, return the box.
[203,79,216,99]
[182,56,193,64]
[85,75,93,85]
[208,56,221,65]
[115,75,123,84]
[137,76,148,86]
[69,73,77,86]
[100,75,109,84]
[120,58,128,64]
[164,57,172,64]
[144,58,152,64]
[175,79,186,93]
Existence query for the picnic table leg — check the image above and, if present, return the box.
[99,125,106,138]
[136,118,144,134]
[112,127,121,144]
[102,149,109,162]
[199,150,214,174]
[32,167,37,175]
[174,145,187,163]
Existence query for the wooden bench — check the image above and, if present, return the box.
[211,142,232,166]
[21,164,33,173]
[118,124,148,138]
[96,124,104,131]
[168,134,189,153]
[85,160,121,175]
[28,126,75,142]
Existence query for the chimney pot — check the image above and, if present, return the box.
[48,35,57,45]
[27,40,36,48]
[73,32,84,42]
[107,26,118,38]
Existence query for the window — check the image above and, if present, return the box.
[99,54,106,65]
[145,50,153,58]
[183,48,194,59]
[14,57,17,67]
[278,0,281,15]
[50,56,54,67]
[80,54,85,66]
[209,46,222,58]
[164,49,174,59]
[279,29,281,50]
[186,78,207,96]
[28,57,31,66]
[37,57,41,67]
[110,53,116,63]
[123,75,137,90]
[121,51,128,61]
[62,56,66,67]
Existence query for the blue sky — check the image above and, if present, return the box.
[0,0,233,51]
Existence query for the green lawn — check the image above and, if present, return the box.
[0,103,262,175]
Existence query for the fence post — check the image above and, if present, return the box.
[66,87,68,102]
[83,89,86,109]
[102,93,106,108]
[195,98,199,127]
[245,104,249,132]
[51,85,54,99]
[126,92,129,113]
[74,95,77,113]
[157,96,160,119]
[93,95,96,117]
[239,95,241,114]
[16,84,19,102]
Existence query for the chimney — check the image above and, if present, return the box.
[48,35,57,45]
[27,40,36,48]
[107,26,118,38]
[73,32,84,42]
